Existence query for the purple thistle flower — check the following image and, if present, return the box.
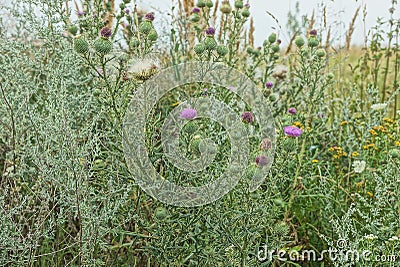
[180,108,197,120]
[125,9,130,14]
[241,111,254,123]
[277,39,282,44]
[100,27,112,38]
[265,81,274,89]
[284,126,303,137]
[244,3,250,8]
[288,107,297,115]
[255,155,268,167]
[144,12,155,22]
[310,29,317,36]
[76,10,85,16]
[192,7,201,13]
[205,27,216,36]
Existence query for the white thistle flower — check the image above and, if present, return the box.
[127,56,160,81]
[353,160,366,173]
[371,103,387,111]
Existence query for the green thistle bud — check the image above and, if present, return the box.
[269,93,278,102]
[263,39,269,47]
[190,138,202,153]
[268,33,277,43]
[273,54,279,60]
[235,0,244,9]
[295,36,305,47]
[73,36,89,54]
[94,37,112,54]
[204,36,217,50]
[194,43,206,55]
[190,14,200,23]
[119,3,125,9]
[308,37,319,48]
[216,45,228,56]
[316,49,326,57]
[147,29,158,41]
[183,121,197,134]
[196,0,206,8]
[130,37,140,48]
[139,21,153,35]
[253,48,261,56]
[154,207,168,220]
[246,46,254,54]
[327,72,334,80]
[123,0,130,3]
[241,8,250,17]
[68,25,78,35]
[220,1,232,14]
[205,0,213,8]
[271,44,280,53]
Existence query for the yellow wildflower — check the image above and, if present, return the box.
[312,159,319,163]
[352,152,359,157]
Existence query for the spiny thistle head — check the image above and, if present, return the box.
[94,37,113,54]
[73,36,89,54]
[308,37,319,48]
[316,49,326,57]
[196,0,206,8]
[100,27,112,38]
[241,6,250,17]
[147,29,158,41]
[295,36,305,47]
[194,43,206,55]
[190,13,200,22]
[204,37,217,50]
[235,0,244,9]
[268,33,277,43]
[216,45,228,57]
[205,0,213,8]
[130,37,140,48]
[220,0,232,14]
[139,21,153,34]
[68,25,78,35]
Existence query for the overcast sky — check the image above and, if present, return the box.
[137,0,397,47]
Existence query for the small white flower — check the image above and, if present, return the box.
[365,234,378,240]
[127,56,160,80]
[388,236,399,242]
[371,103,387,111]
[353,160,366,173]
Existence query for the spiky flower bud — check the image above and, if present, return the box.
[241,7,250,17]
[147,29,158,41]
[216,45,228,56]
[308,37,319,48]
[68,25,78,36]
[235,0,244,9]
[94,37,112,54]
[74,36,89,54]
[220,0,232,14]
[204,36,217,50]
[196,0,206,8]
[268,33,277,43]
[316,49,326,57]
[190,14,200,22]
[271,45,280,53]
[130,37,140,48]
[139,21,153,34]
[295,36,305,47]
[205,0,213,8]
[194,43,206,55]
